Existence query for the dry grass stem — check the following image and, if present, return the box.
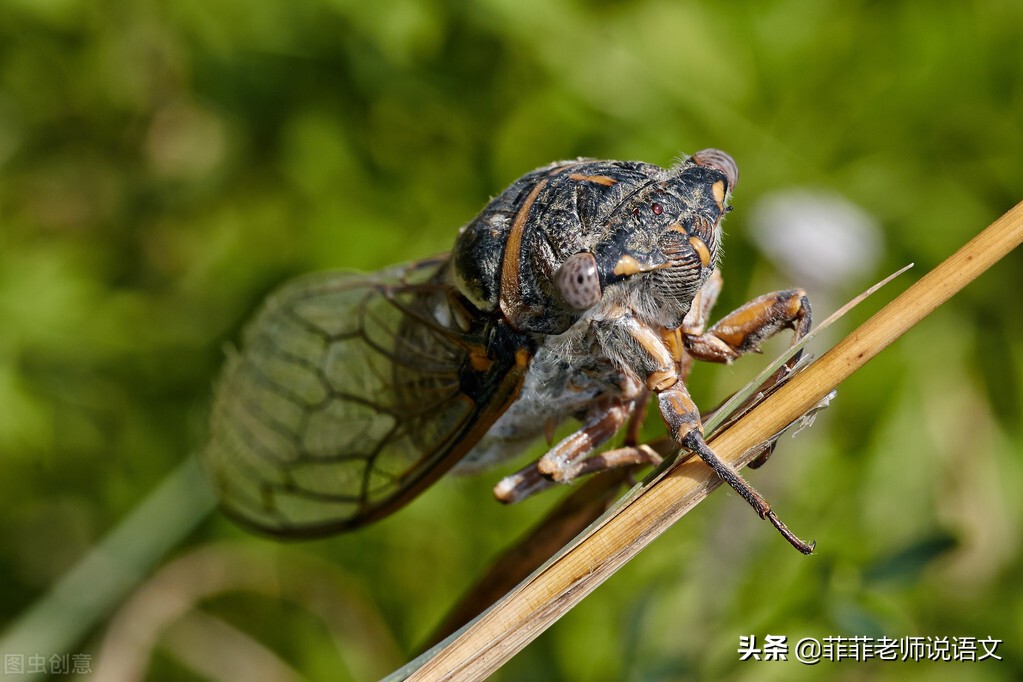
[400,201,1023,682]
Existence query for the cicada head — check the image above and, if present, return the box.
[594,148,738,330]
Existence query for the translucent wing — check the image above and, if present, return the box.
[203,256,529,538]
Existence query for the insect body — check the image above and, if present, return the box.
[204,149,814,552]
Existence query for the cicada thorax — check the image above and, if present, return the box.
[452,157,731,335]
[452,160,666,334]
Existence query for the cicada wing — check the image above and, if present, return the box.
[203,257,527,538]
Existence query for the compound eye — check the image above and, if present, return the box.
[555,252,602,311]
[691,148,739,190]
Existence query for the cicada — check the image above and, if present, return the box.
[204,149,814,552]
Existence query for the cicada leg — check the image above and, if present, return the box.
[683,286,812,468]
[495,402,630,505]
[683,287,812,369]
[564,443,664,477]
[494,401,659,503]
[622,388,651,447]
[608,311,814,554]
[657,379,815,554]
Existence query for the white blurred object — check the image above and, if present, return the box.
[748,189,883,292]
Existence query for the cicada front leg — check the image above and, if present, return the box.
[683,284,812,468]
[657,380,815,554]
[609,309,815,554]
[670,280,815,551]
[683,286,812,371]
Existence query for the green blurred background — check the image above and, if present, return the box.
[1,1,1021,680]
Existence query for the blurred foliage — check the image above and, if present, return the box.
[1,0,1021,680]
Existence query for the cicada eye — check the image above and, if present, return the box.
[555,252,602,311]
[691,148,739,190]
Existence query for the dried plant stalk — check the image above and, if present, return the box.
[401,201,1023,682]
